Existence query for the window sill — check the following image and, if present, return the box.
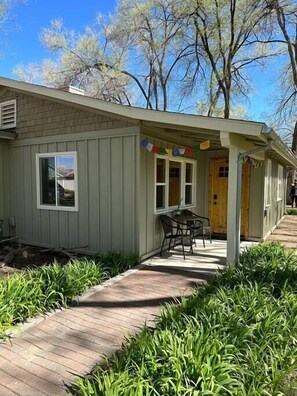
[155,205,195,215]
[37,205,78,212]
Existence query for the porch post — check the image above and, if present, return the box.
[226,146,240,265]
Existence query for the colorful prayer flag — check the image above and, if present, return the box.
[200,140,210,150]
[193,144,200,153]
[158,147,167,155]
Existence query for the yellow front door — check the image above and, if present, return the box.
[209,158,250,238]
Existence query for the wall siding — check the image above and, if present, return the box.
[263,158,285,239]
[5,128,139,254]
[139,136,210,258]
[0,90,134,138]
[0,142,9,235]
[139,145,270,258]
[248,165,264,240]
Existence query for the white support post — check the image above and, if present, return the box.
[226,146,240,265]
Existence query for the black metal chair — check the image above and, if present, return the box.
[181,209,212,247]
[159,215,193,260]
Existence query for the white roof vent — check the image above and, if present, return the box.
[60,86,85,96]
[0,100,16,129]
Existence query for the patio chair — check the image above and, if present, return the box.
[181,209,212,247]
[159,214,193,260]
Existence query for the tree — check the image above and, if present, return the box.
[16,0,202,111]
[265,0,297,153]
[0,0,25,39]
[186,0,276,118]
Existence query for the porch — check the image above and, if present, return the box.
[143,239,257,272]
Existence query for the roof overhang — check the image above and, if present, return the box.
[0,129,17,140]
[0,77,296,166]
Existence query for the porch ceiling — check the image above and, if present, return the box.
[141,122,274,153]
[142,122,297,167]
[141,123,223,151]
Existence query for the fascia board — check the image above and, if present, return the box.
[0,77,265,134]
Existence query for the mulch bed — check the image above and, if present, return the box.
[0,244,73,277]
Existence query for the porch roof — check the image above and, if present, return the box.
[0,77,296,167]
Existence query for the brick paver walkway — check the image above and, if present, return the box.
[0,264,209,395]
[266,214,297,249]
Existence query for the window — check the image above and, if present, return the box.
[156,158,166,210]
[36,152,78,211]
[155,156,196,212]
[277,164,284,200]
[0,100,16,129]
[185,163,194,205]
[169,161,181,206]
[218,166,229,177]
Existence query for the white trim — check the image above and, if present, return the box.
[0,77,266,135]
[154,154,196,213]
[265,158,272,206]
[36,151,78,212]
[277,164,284,200]
[0,77,296,166]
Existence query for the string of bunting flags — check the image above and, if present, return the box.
[141,138,210,156]
[243,156,263,168]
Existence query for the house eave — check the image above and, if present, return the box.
[0,77,265,134]
[0,128,17,140]
[0,77,296,165]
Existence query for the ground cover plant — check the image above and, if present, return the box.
[286,208,297,215]
[71,243,297,396]
[0,251,138,340]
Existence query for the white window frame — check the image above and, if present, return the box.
[0,100,16,129]
[36,151,78,212]
[277,164,284,200]
[154,155,196,213]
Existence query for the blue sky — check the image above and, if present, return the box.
[0,0,275,122]
[1,0,117,76]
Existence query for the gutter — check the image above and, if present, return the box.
[235,138,274,264]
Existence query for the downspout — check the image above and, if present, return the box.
[235,139,274,264]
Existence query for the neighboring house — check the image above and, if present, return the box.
[0,77,296,264]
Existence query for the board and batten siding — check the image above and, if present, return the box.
[139,136,201,259]
[248,165,265,240]
[262,157,285,239]
[5,127,140,254]
[0,142,9,236]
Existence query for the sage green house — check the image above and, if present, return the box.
[0,77,296,264]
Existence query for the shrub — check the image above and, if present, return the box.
[94,251,138,278]
[286,208,297,215]
[71,243,297,395]
[0,252,138,340]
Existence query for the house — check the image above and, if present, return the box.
[0,77,296,264]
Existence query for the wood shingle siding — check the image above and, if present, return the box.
[0,91,134,139]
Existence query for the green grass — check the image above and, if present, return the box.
[70,243,297,396]
[0,251,138,340]
[286,208,297,215]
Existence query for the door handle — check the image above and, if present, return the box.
[213,194,217,199]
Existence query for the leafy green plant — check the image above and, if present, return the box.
[0,252,138,340]
[94,251,138,278]
[70,243,297,395]
[286,208,297,215]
